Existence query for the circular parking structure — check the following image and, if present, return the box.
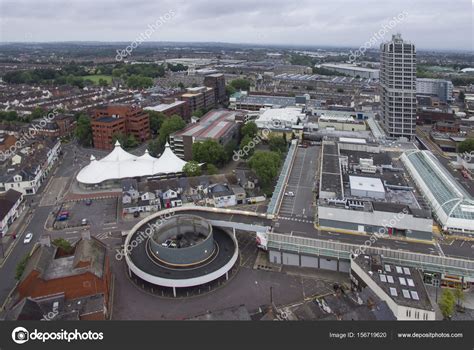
[124,213,239,297]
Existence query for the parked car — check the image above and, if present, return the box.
[285,191,295,197]
[81,218,88,226]
[133,211,140,218]
[23,232,33,244]
[85,199,92,206]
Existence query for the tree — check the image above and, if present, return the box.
[52,238,74,254]
[224,139,238,161]
[98,78,108,87]
[453,286,465,307]
[158,115,186,147]
[126,74,153,89]
[241,121,258,138]
[192,108,206,119]
[147,111,165,135]
[206,163,218,175]
[459,91,465,101]
[439,289,456,319]
[225,85,237,97]
[75,115,92,147]
[268,135,287,154]
[148,139,161,157]
[183,161,202,177]
[30,107,45,120]
[192,139,226,166]
[15,254,30,280]
[230,78,251,91]
[112,132,128,148]
[126,135,139,149]
[249,151,282,189]
[239,134,256,159]
[458,138,474,154]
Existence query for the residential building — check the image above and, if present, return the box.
[417,78,454,103]
[29,114,77,138]
[0,139,61,195]
[206,183,237,208]
[0,189,24,237]
[0,133,16,153]
[380,34,417,139]
[180,86,216,115]
[204,73,226,104]
[12,233,112,320]
[350,254,436,321]
[170,109,240,160]
[320,63,380,79]
[92,104,150,150]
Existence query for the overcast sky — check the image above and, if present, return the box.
[0,0,472,50]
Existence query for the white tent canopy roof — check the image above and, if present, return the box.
[77,142,190,185]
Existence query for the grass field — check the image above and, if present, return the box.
[82,74,113,84]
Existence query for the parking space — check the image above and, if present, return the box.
[278,145,320,222]
[236,231,258,269]
[54,198,118,231]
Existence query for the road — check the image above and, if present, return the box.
[278,145,319,223]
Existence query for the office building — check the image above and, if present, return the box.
[380,34,417,139]
[91,105,150,150]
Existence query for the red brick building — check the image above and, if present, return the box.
[92,104,150,150]
[12,233,112,320]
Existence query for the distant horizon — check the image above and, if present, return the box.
[0,40,471,54]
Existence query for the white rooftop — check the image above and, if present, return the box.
[257,107,304,123]
[339,137,367,144]
[76,141,190,185]
[144,101,185,112]
[349,176,385,194]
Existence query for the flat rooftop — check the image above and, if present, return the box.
[173,110,238,140]
[353,254,434,312]
[319,141,429,213]
[144,101,186,112]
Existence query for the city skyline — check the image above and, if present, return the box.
[0,0,472,51]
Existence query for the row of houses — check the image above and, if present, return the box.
[0,138,61,195]
[121,171,261,214]
[0,189,24,237]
